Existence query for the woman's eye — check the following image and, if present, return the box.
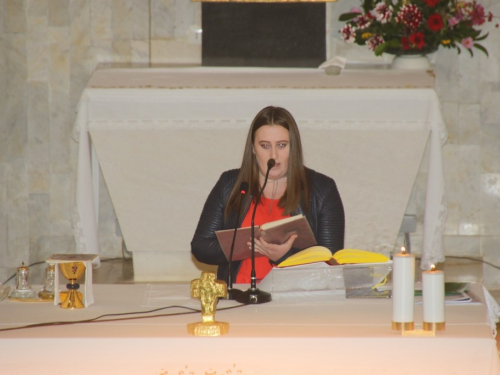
[260,143,270,149]
[278,143,288,148]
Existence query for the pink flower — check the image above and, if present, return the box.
[350,6,362,14]
[340,24,357,43]
[367,35,385,51]
[448,16,459,27]
[461,37,474,49]
[396,4,423,30]
[374,2,393,24]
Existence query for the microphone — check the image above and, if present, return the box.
[224,181,249,300]
[267,158,276,169]
[235,159,275,304]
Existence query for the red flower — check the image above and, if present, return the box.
[409,32,426,50]
[470,4,486,25]
[401,36,411,50]
[427,13,444,31]
[423,0,440,6]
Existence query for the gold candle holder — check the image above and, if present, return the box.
[391,321,415,331]
[38,264,55,300]
[9,262,38,300]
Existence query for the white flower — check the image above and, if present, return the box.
[356,13,373,29]
[340,24,357,43]
[367,35,385,51]
[374,2,393,24]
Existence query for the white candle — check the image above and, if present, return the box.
[422,265,445,331]
[392,247,415,331]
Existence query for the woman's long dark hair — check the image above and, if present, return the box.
[225,106,309,218]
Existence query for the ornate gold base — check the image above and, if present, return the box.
[60,290,85,309]
[392,321,415,331]
[423,321,445,331]
[38,290,54,300]
[187,321,229,337]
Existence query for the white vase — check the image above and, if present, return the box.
[391,54,430,70]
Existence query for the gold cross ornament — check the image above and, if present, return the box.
[188,271,229,336]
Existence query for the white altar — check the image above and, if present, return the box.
[0,283,498,375]
[73,66,447,281]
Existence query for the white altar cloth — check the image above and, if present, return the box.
[73,67,447,281]
[0,283,498,375]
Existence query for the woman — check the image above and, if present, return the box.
[191,106,345,284]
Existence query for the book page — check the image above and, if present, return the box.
[260,215,304,230]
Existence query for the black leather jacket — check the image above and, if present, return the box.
[191,168,345,282]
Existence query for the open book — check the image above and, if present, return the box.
[277,246,390,268]
[215,214,316,261]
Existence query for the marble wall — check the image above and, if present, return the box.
[1,0,500,288]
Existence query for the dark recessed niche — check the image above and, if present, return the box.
[202,3,326,68]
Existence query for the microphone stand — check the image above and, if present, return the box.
[235,159,275,304]
[224,181,248,301]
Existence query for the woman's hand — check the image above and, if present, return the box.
[248,233,298,262]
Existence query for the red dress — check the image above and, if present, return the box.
[235,196,290,284]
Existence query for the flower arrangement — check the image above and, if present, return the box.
[339,0,498,57]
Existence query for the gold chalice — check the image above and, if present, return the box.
[59,262,86,309]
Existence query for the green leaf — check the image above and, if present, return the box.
[374,44,387,56]
[385,39,401,48]
[474,43,489,57]
[471,29,482,39]
[475,33,489,42]
[339,13,360,22]
[362,0,376,13]
[375,39,400,56]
